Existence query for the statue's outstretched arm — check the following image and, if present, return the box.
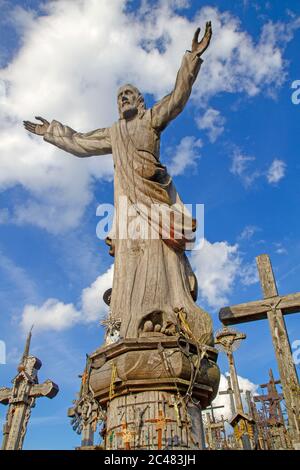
[151,22,212,132]
[23,118,112,158]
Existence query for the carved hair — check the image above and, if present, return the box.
[117,84,146,119]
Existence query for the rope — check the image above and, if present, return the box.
[109,362,117,401]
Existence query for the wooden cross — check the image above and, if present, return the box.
[205,413,227,449]
[204,404,224,423]
[254,369,284,427]
[219,376,243,417]
[219,254,300,443]
[0,329,58,450]
[245,390,255,420]
[215,327,246,415]
[146,410,175,450]
[116,421,136,450]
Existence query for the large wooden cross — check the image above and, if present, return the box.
[219,254,300,443]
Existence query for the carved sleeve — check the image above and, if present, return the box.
[44,120,112,157]
[151,52,203,132]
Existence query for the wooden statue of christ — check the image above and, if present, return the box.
[24,23,214,342]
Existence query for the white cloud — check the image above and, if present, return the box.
[81,264,114,322]
[230,148,260,186]
[0,1,297,232]
[266,158,286,184]
[0,250,37,302]
[0,208,9,224]
[196,108,225,142]
[22,298,81,332]
[238,225,260,241]
[168,136,202,176]
[239,261,259,286]
[21,264,114,332]
[190,239,259,308]
[191,239,241,308]
[274,242,288,255]
[208,373,258,421]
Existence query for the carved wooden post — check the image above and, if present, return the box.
[0,330,59,450]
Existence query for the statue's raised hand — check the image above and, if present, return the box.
[23,116,50,136]
[191,21,212,57]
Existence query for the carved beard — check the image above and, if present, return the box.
[121,105,138,120]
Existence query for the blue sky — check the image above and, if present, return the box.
[0,0,299,449]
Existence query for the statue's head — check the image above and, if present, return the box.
[117,84,145,119]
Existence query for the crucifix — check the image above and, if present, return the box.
[215,326,246,415]
[146,409,175,450]
[219,375,243,417]
[256,369,284,427]
[219,254,300,444]
[215,326,253,449]
[0,329,59,450]
[68,354,104,448]
[116,421,136,450]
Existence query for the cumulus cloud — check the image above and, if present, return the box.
[21,264,113,332]
[191,239,241,308]
[22,298,81,332]
[267,158,286,184]
[196,108,225,142]
[0,1,298,232]
[231,150,287,188]
[81,264,114,322]
[168,136,202,176]
[190,239,259,308]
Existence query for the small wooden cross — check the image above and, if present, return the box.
[116,421,136,450]
[219,376,243,416]
[146,410,175,450]
[219,254,300,442]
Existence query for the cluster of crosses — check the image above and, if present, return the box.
[203,254,299,450]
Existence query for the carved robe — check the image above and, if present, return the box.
[44,51,213,342]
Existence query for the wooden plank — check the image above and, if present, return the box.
[256,254,278,298]
[219,292,300,325]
